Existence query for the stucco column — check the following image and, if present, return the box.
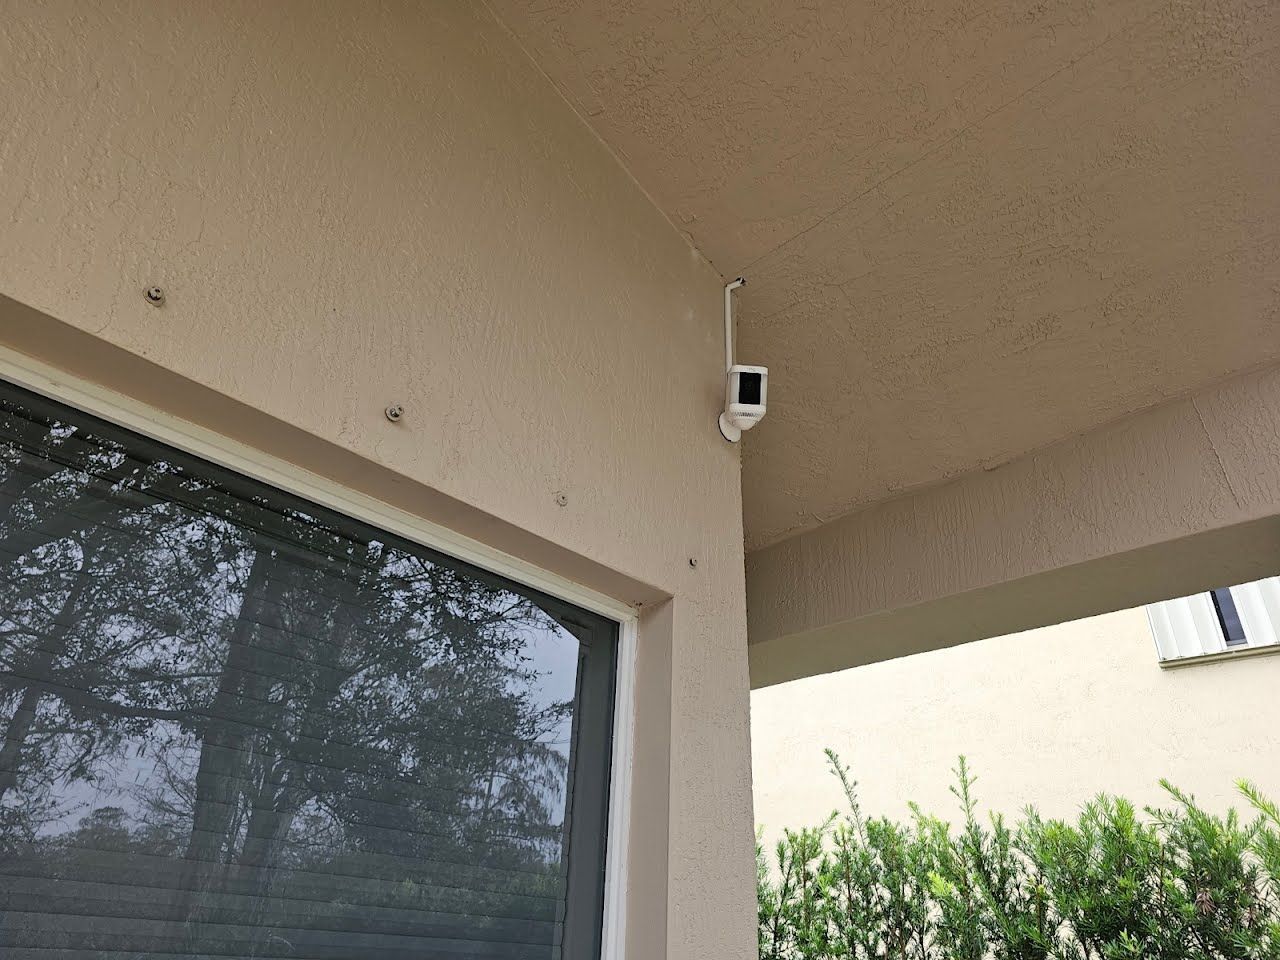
[0,2,760,955]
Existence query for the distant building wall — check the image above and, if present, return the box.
[752,606,1280,846]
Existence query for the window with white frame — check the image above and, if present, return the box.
[1147,577,1280,663]
[0,379,618,960]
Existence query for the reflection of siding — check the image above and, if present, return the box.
[751,605,1280,850]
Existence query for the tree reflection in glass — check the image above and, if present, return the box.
[0,386,599,959]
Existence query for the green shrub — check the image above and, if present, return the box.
[757,753,1280,959]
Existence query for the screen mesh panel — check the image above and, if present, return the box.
[0,382,615,959]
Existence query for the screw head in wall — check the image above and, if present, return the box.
[688,558,698,568]
[144,286,165,306]
[384,404,405,423]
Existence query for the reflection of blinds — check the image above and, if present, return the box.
[1147,577,1280,661]
[0,380,617,959]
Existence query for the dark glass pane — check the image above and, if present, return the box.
[1210,587,1248,646]
[0,381,615,959]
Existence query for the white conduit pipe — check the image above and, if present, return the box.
[724,277,746,373]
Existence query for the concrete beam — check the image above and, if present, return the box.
[747,363,1280,687]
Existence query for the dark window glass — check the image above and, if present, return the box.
[1210,587,1248,646]
[0,380,615,959]
[737,372,762,406]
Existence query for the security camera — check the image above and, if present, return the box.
[718,276,768,443]
[718,363,768,443]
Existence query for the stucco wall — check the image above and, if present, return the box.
[0,1,756,956]
[752,607,1280,849]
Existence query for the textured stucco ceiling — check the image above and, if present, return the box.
[486,0,1280,551]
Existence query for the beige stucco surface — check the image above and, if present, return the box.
[485,0,1280,551]
[4,0,1279,950]
[752,607,1280,851]
[0,1,755,956]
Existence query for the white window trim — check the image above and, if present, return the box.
[1154,641,1280,669]
[602,618,637,960]
[1148,577,1280,667]
[0,343,637,960]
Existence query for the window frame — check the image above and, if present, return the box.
[1147,579,1280,667]
[0,345,639,960]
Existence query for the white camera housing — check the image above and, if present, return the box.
[718,363,768,443]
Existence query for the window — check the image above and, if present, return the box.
[0,380,616,958]
[1147,577,1280,663]
[1209,588,1248,646]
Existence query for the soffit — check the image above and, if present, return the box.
[486,0,1280,549]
